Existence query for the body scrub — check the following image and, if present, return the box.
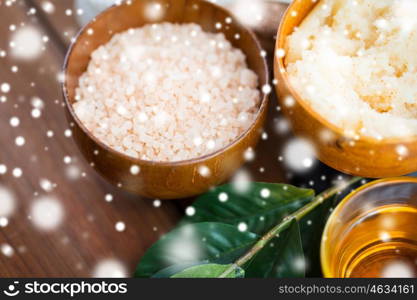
[74,23,260,162]
[285,0,417,138]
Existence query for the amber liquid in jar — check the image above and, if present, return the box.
[335,204,417,278]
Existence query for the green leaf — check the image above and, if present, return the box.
[246,220,304,278]
[182,183,314,235]
[152,263,203,278]
[171,264,244,278]
[135,222,258,277]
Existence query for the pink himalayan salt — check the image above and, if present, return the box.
[74,23,260,162]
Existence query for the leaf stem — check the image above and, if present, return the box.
[219,176,362,278]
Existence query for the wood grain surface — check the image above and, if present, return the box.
[0,0,289,277]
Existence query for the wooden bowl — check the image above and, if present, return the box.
[274,0,417,178]
[63,0,269,199]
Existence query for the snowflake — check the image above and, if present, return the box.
[185,206,196,216]
[282,138,317,173]
[382,260,415,278]
[1,82,10,93]
[41,1,55,14]
[1,244,14,257]
[238,222,248,232]
[130,165,140,175]
[218,192,228,202]
[0,185,16,217]
[92,259,127,278]
[115,221,126,232]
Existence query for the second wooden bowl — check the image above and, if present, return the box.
[63,0,269,199]
[274,0,417,178]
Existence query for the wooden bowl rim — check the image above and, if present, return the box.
[275,0,417,146]
[320,176,417,277]
[62,0,269,167]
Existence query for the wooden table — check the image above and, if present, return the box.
[0,0,341,277]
